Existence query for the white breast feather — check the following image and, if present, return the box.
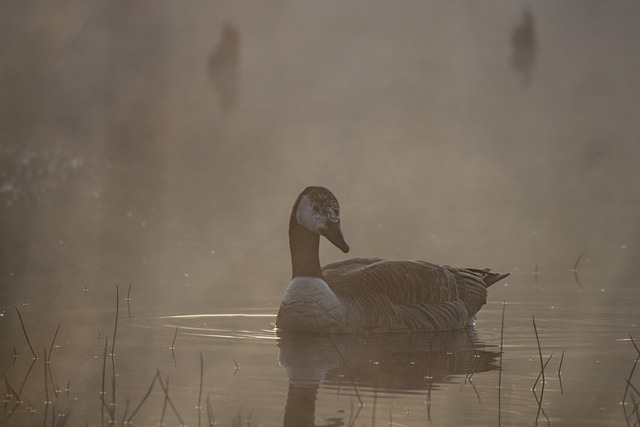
[282,276,340,308]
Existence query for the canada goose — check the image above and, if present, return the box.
[276,186,509,333]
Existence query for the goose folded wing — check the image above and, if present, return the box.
[324,259,486,306]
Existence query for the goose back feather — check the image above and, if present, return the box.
[322,258,498,331]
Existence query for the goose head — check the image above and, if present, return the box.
[293,186,350,253]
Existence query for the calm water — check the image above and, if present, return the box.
[2,263,640,426]
[3,1,640,426]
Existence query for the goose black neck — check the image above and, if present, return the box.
[289,214,323,279]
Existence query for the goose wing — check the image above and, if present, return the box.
[323,259,487,306]
[322,257,384,274]
[322,258,495,331]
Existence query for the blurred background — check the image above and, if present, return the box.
[2,0,640,315]
[3,1,639,310]
[2,1,640,425]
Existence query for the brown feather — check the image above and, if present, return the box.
[321,257,505,331]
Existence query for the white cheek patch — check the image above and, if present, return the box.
[296,195,326,233]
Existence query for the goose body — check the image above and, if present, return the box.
[276,187,509,333]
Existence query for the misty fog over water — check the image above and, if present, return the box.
[2,2,640,426]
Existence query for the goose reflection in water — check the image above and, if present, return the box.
[277,330,499,427]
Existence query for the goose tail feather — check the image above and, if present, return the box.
[482,271,511,287]
[464,268,510,287]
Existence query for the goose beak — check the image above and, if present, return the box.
[324,222,350,253]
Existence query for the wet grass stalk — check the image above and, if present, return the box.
[465,328,480,382]
[207,394,215,426]
[171,327,179,367]
[572,252,584,288]
[6,379,21,406]
[47,323,62,363]
[3,381,8,413]
[632,402,640,425]
[631,393,640,426]
[463,323,482,403]
[48,365,60,398]
[532,385,550,426]
[4,401,9,420]
[110,357,116,423]
[623,350,640,414]
[101,336,108,427]
[8,358,38,417]
[126,372,159,423]
[48,347,61,398]
[126,281,133,320]
[533,354,553,391]
[572,251,584,271]
[557,350,565,394]
[426,338,433,424]
[625,378,640,398]
[498,301,506,427]
[348,399,354,426]
[371,384,377,427]
[110,287,120,423]
[43,400,50,426]
[14,306,37,359]
[112,286,119,357]
[198,352,204,427]
[557,350,565,375]
[630,334,640,356]
[157,370,185,425]
[43,348,50,405]
[119,396,129,427]
[572,271,583,289]
[466,375,481,404]
[160,375,169,424]
[532,315,548,425]
[45,324,62,398]
[532,316,545,391]
[171,327,179,349]
[348,398,363,427]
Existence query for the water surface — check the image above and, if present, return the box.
[2,1,640,426]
